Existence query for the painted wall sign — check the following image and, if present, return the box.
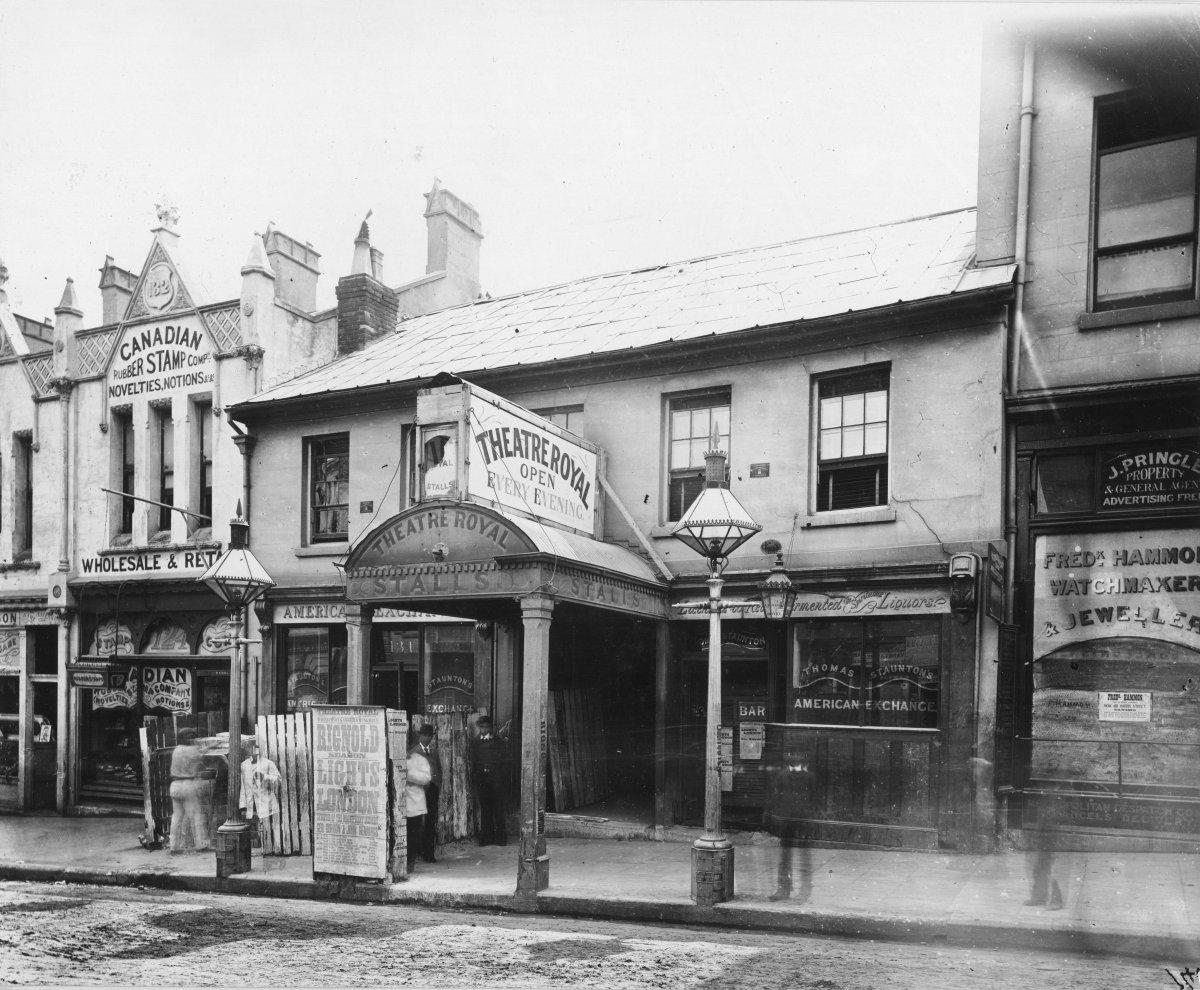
[311,705,389,880]
[1098,691,1151,722]
[0,609,56,627]
[349,505,534,569]
[79,547,221,579]
[1033,530,1200,660]
[1101,444,1200,510]
[273,603,462,624]
[107,313,214,401]
[143,666,192,713]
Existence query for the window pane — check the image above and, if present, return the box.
[818,462,887,511]
[689,438,708,466]
[863,423,887,455]
[791,623,864,726]
[1098,138,1196,248]
[670,439,689,470]
[820,429,842,460]
[690,407,711,440]
[842,394,865,426]
[820,397,842,429]
[842,425,864,458]
[1036,453,1093,514]
[1097,242,1194,305]
[865,622,940,729]
[711,406,730,435]
[671,409,690,441]
[864,390,888,424]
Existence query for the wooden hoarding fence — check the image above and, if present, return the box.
[255,711,313,856]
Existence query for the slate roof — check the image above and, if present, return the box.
[243,207,1013,407]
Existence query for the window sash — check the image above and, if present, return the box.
[118,416,135,534]
[158,412,174,533]
[308,435,349,541]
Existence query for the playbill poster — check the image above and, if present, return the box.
[311,706,389,879]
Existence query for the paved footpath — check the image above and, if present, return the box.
[0,813,1196,962]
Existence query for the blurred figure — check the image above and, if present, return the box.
[169,729,212,852]
[405,736,433,872]
[764,740,815,904]
[1024,794,1064,910]
[239,740,281,852]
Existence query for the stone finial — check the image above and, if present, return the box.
[155,202,180,228]
[55,277,82,316]
[241,232,275,278]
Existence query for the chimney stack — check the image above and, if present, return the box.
[424,180,482,303]
[53,278,81,377]
[335,218,397,355]
[263,224,321,311]
[98,256,137,324]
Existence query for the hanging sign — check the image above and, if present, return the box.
[1100,444,1200,511]
[311,706,389,880]
[143,667,192,713]
[106,313,214,401]
[1033,529,1200,660]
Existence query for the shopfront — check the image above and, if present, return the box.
[70,580,235,806]
[676,580,978,849]
[1011,410,1200,840]
[269,600,478,716]
[0,605,64,810]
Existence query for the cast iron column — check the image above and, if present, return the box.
[516,593,553,905]
[216,611,251,878]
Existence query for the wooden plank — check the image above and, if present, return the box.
[297,712,313,855]
[139,727,154,843]
[286,713,301,854]
[264,715,281,854]
[271,714,288,854]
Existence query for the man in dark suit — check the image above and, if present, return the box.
[470,716,508,846]
[415,724,442,863]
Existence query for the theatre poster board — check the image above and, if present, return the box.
[311,706,389,880]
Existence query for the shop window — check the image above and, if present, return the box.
[423,625,475,714]
[112,409,135,538]
[88,619,133,658]
[667,390,730,522]
[29,626,57,676]
[280,625,347,712]
[1035,452,1095,515]
[370,628,420,710]
[13,433,33,561]
[195,400,213,527]
[1093,93,1199,311]
[791,618,940,729]
[306,434,350,542]
[141,619,191,655]
[815,367,889,512]
[155,406,174,534]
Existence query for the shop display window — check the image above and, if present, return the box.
[281,625,347,712]
[791,618,940,729]
[370,628,419,710]
[423,625,475,714]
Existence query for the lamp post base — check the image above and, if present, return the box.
[215,820,252,879]
[691,836,734,905]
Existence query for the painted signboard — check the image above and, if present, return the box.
[1098,691,1151,722]
[0,609,56,627]
[93,667,139,709]
[273,603,461,624]
[79,546,221,580]
[0,632,18,674]
[467,386,600,537]
[143,667,192,714]
[986,541,1007,623]
[311,706,389,879]
[1100,444,1200,511]
[673,587,950,619]
[106,313,214,402]
[1033,530,1200,660]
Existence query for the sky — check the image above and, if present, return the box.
[0,1,1164,322]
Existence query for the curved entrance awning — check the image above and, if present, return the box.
[345,501,668,619]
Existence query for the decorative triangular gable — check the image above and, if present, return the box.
[123,239,197,322]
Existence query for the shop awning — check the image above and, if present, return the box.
[345,500,668,620]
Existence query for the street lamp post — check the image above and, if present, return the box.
[671,430,760,906]
[197,501,275,879]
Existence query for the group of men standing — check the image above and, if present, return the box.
[404,715,509,872]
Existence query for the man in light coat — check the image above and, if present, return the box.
[405,736,433,873]
[239,740,281,852]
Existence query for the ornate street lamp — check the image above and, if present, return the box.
[756,540,796,620]
[197,501,275,878]
[671,429,760,906]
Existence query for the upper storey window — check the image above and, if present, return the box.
[1093,94,1199,311]
[307,433,350,543]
